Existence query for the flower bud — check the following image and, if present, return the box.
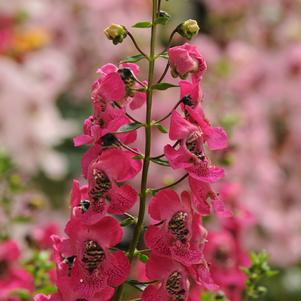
[177,19,200,40]
[104,24,127,45]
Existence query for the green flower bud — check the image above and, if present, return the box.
[104,24,127,45]
[177,19,200,40]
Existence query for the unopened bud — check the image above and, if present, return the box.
[177,19,200,40]
[104,24,127,45]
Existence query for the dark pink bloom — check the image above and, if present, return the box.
[204,231,247,301]
[168,43,207,80]
[142,254,190,301]
[179,80,202,108]
[92,63,146,109]
[189,177,232,217]
[170,109,228,151]
[81,144,142,180]
[70,176,137,224]
[73,110,136,147]
[0,240,34,299]
[145,189,205,266]
[53,217,129,300]
[165,110,226,182]
[184,106,228,151]
[164,144,224,183]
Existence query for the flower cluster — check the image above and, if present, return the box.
[35,2,231,300]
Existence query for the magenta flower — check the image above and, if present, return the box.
[204,231,247,301]
[70,175,137,224]
[92,63,146,109]
[168,43,207,80]
[189,177,232,217]
[179,79,202,108]
[164,109,226,182]
[145,189,205,266]
[0,240,34,299]
[53,217,129,300]
[73,109,136,147]
[142,254,190,301]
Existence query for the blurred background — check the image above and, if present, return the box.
[0,0,301,300]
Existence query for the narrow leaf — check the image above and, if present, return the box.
[154,123,168,133]
[152,83,178,90]
[159,52,169,59]
[116,122,143,133]
[120,54,145,63]
[151,158,170,167]
[132,21,152,28]
[133,154,144,160]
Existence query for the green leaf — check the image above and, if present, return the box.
[121,217,137,227]
[159,52,169,59]
[132,154,144,160]
[138,253,149,263]
[154,11,171,25]
[150,158,170,167]
[120,54,145,63]
[152,82,178,90]
[132,21,152,28]
[116,122,143,133]
[154,123,168,133]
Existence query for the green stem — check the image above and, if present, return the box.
[113,1,158,300]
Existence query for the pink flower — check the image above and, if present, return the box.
[81,145,142,179]
[53,217,129,299]
[168,43,207,80]
[73,110,136,147]
[179,80,202,108]
[204,231,247,301]
[189,177,232,217]
[92,63,146,109]
[0,240,34,299]
[170,109,228,151]
[165,109,226,182]
[142,254,190,301]
[145,189,205,266]
[70,175,137,224]
[164,144,224,183]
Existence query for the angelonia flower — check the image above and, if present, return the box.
[35,1,242,300]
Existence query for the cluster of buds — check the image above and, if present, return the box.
[35,3,237,301]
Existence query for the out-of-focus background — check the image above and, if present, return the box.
[1,0,301,300]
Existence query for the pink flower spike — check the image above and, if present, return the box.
[168,43,207,80]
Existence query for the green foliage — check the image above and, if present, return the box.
[201,291,230,301]
[153,122,168,133]
[154,11,171,25]
[116,122,144,133]
[24,250,56,295]
[132,21,153,28]
[152,82,178,90]
[120,54,146,63]
[242,251,278,299]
